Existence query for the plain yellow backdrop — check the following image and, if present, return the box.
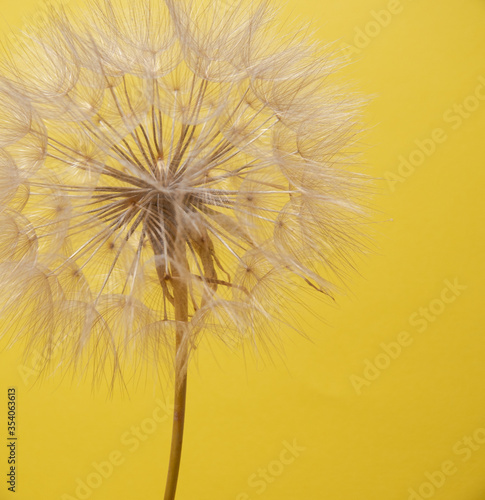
[1,0,485,499]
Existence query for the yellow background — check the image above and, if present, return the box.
[1,0,485,499]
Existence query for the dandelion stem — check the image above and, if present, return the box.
[163,241,189,500]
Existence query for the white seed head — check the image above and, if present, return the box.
[0,0,369,386]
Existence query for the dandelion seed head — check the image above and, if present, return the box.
[0,0,369,386]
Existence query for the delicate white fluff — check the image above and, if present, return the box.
[0,0,368,385]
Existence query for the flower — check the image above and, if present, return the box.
[0,0,367,384]
[0,1,371,497]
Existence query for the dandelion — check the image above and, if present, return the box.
[0,0,369,497]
